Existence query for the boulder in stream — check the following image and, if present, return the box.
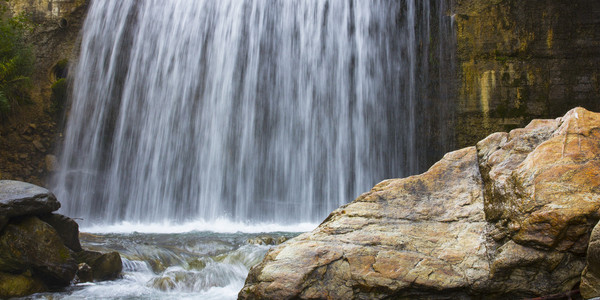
[239,107,600,299]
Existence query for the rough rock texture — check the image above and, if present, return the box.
[0,180,60,228]
[240,107,600,299]
[0,216,77,285]
[581,222,600,299]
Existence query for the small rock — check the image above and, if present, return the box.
[32,139,45,152]
[76,263,93,283]
[74,250,122,281]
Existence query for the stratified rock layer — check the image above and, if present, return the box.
[239,107,600,299]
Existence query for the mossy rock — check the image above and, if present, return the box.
[50,78,68,111]
[0,216,77,286]
[0,271,47,298]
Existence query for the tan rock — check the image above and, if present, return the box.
[240,107,600,299]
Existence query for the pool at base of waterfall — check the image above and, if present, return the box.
[18,226,308,300]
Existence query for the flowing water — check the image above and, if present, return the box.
[45,0,454,298]
[52,0,454,226]
[22,227,301,300]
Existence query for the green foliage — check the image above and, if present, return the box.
[0,2,35,117]
[50,78,67,111]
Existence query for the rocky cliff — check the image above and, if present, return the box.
[453,0,600,147]
[239,107,600,299]
[0,0,88,186]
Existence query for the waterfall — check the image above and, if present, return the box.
[52,0,455,225]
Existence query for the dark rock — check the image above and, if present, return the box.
[76,263,93,283]
[0,216,77,285]
[0,271,46,298]
[0,180,60,220]
[75,250,122,281]
[39,213,83,252]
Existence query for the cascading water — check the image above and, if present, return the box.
[52,0,455,226]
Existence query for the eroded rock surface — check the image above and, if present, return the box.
[240,107,600,299]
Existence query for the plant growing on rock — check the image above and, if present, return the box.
[0,1,35,119]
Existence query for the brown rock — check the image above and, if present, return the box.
[240,107,600,299]
[74,250,122,281]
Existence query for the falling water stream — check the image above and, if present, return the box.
[47,0,454,298]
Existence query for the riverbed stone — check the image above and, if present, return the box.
[0,216,77,285]
[75,250,123,281]
[0,180,60,222]
[239,107,600,299]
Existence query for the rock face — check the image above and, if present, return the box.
[453,0,600,148]
[239,107,600,299]
[0,180,123,298]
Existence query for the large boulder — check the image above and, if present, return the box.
[239,107,600,299]
[0,216,77,286]
[0,180,60,231]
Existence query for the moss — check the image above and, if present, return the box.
[50,78,68,112]
[52,59,69,79]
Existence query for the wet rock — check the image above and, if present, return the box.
[75,250,123,281]
[76,263,93,283]
[240,107,600,299]
[0,180,60,220]
[39,213,83,252]
[0,271,46,298]
[0,216,77,285]
[247,235,290,246]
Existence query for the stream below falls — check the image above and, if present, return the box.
[18,225,308,299]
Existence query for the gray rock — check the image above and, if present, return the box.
[0,181,60,222]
